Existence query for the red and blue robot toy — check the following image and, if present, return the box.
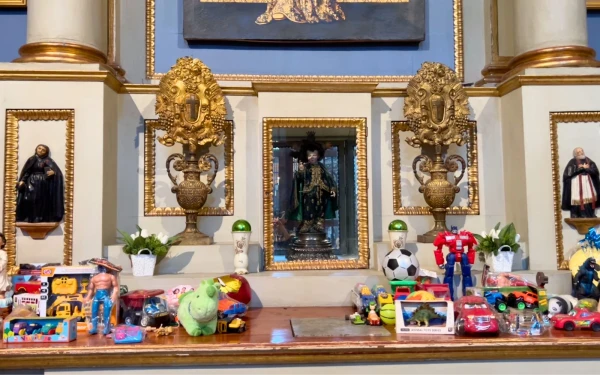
[433,226,477,300]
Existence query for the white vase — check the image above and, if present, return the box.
[388,230,408,250]
[484,245,515,273]
[233,232,251,274]
[130,249,157,277]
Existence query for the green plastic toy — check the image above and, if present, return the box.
[177,279,220,336]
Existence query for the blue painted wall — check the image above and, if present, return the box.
[155,0,455,76]
[0,8,26,62]
[588,10,600,57]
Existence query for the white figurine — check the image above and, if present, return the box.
[232,220,251,275]
[233,235,249,275]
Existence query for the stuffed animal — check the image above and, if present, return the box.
[177,279,220,336]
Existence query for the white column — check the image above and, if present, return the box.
[513,0,588,55]
[17,0,108,63]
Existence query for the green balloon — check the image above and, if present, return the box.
[232,219,252,232]
[388,220,408,231]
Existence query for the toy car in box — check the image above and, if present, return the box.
[119,289,171,327]
[3,317,77,343]
[395,299,455,335]
[39,266,98,330]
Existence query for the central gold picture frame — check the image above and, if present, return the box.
[391,120,479,215]
[263,117,369,271]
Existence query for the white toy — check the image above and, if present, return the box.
[548,295,578,317]
[382,248,420,281]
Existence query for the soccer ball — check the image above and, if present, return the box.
[382,248,420,281]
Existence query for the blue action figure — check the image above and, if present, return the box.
[573,257,600,301]
[433,226,477,300]
[84,259,122,335]
[579,228,600,250]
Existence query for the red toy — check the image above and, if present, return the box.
[551,308,600,331]
[416,284,452,301]
[454,296,500,336]
[14,281,41,294]
[433,226,477,300]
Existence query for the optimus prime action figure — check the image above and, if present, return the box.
[433,226,477,300]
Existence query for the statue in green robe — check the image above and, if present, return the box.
[287,132,338,234]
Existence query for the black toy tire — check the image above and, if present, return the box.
[456,320,465,335]
[592,322,600,332]
[563,321,575,331]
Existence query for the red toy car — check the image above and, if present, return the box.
[455,296,500,335]
[551,308,600,331]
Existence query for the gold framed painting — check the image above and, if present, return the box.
[144,119,234,216]
[3,110,75,270]
[0,0,26,7]
[391,120,479,215]
[263,117,369,271]
[549,111,600,270]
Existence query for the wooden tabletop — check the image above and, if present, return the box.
[2,307,600,370]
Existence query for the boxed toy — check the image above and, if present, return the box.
[395,299,455,335]
[39,266,97,330]
[3,316,77,343]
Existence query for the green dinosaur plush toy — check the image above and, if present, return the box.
[177,279,220,336]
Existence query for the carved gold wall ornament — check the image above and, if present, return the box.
[0,0,26,7]
[391,120,479,215]
[263,118,369,271]
[401,62,473,243]
[550,112,600,270]
[145,0,464,82]
[155,57,228,245]
[144,119,234,216]
[3,110,75,272]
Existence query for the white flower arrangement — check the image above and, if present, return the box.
[473,223,521,256]
[118,226,177,256]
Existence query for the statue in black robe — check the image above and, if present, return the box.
[287,132,338,234]
[16,144,65,223]
[562,147,600,218]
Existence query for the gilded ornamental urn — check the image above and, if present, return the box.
[154,57,227,245]
[402,62,472,243]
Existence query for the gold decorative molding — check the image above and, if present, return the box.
[391,120,479,215]
[107,0,125,77]
[549,112,600,270]
[503,46,600,82]
[263,118,369,270]
[3,110,75,269]
[475,56,511,87]
[588,0,600,10]
[3,70,600,98]
[0,0,25,7]
[144,119,234,216]
[0,70,122,93]
[145,0,465,82]
[497,75,600,96]
[252,82,378,93]
[14,42,108,65]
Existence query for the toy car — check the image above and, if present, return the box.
[416,284,452,301]
[394,287,412,301]
[507,291,538,310]
[217,318,247,333]
[484,291,508,312]
[551,308,600,331]
[218,298,247,319]
[120,289,171,327]
[14,281,41,294]
[454,296,500,335]
[351,283,376,314]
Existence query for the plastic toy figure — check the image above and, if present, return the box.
[0,233,11,302]
[573,257,600,300]
[84,259,122,335]
[433,226,477,300]
[579,228,600,250]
